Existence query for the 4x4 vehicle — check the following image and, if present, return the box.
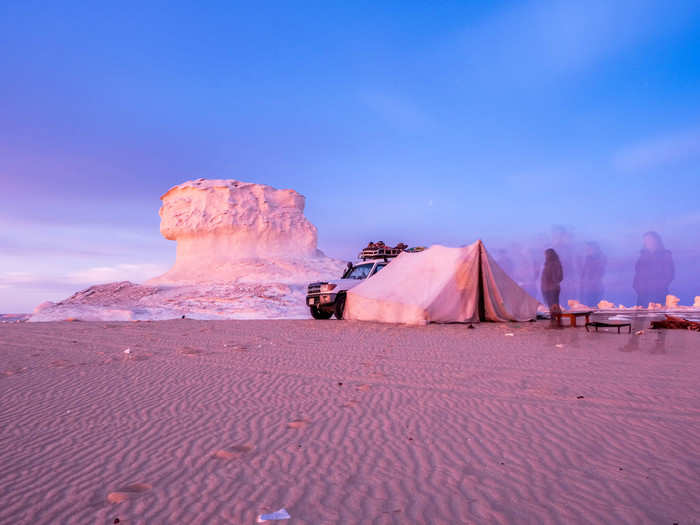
[306,244,404,319]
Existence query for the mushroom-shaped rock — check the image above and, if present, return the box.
[149,179,344,284]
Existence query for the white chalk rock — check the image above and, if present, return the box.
[665,295,680,308]
[30,179,347,322]
[149,179,344,284]
[567,299,591,311]
[159,179,317,258]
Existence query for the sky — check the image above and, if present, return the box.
[1,0,699,312]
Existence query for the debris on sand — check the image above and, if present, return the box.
[257,508,290,522]
[650,315,700,331]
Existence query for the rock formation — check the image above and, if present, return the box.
[149,179,342,284]
[30,179,346,321]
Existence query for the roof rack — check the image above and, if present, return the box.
[358,247,404,260]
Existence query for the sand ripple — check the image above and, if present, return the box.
[0,319,698,523]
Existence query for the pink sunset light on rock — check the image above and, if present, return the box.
[30,179,345,321]
[149,179,342,285]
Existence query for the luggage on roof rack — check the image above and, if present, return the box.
[358,247,403,260]
[358,241,411,260]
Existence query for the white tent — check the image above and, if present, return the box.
[344,241,540,325]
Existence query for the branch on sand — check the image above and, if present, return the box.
[650,315,700,331]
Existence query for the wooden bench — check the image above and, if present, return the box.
[585,321,632,334]
[552,310,593,327]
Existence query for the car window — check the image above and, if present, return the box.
[345,264,373,280]
[372,263,387,275]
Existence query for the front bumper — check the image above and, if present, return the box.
[306,293,337,307]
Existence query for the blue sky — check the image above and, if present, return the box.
[1,1,699,311]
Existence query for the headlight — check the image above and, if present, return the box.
[320,283,337,292]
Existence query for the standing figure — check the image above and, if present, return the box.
[511,243,540,299]
[633,231,674,306]
[551,226,576,305]
[495,249,514,278]
[580,242,606,308]
[541,248,564,309]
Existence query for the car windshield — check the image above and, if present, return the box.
[372,263,387,275]
[345,263,373,280]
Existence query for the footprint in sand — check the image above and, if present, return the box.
[107,483,152,504]
[130,354,152,362]
[356,384,371,392]
[2,368,27,377]
[287,419,311,429]
[179,347,203,356]
[212,444,254,460]
[50,360,73,368]
[224,343,249,352]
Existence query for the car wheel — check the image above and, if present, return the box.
[334,293,346,319]
[310,306,332,320]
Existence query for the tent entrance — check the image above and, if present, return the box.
[476,242,486,321]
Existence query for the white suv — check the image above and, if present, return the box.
[306,259,390,319]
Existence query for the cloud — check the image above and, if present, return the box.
[613,128,700,172]
[0,272,78,294]
[0,271,35,288]
[66,263,167,285]
[0,235,117,257]
[0,263,166,290]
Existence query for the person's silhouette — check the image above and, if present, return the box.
[541,248,563,309]
[580,242,606,308]
[495,249,514,277]
[633,231,674,306]
[551,226,576,305]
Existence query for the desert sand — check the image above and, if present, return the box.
[1,319,698,524]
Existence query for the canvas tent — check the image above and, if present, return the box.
[344,240,540,325]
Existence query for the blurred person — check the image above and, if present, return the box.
[510,243,540,299]
[580,242,606,307]
[495,248,514,278]
[541,248,563,309]
[633,231,674,306]
[551,226,577,306]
